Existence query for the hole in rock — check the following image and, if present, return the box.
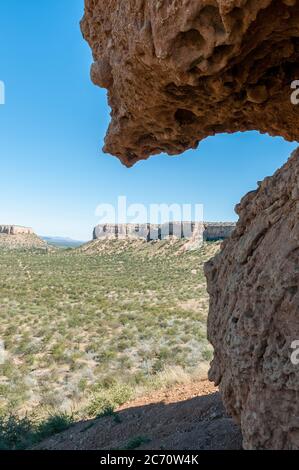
[174,108,197,125]
[197,5,226,37]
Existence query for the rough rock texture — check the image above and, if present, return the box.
[205,150,299,449]
[81,0,299,166]
[0,225,34,235]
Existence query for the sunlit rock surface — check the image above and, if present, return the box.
[81,0,299,166]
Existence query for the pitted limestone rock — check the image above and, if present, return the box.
[81,0,299,166]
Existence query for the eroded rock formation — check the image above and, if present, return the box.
[93,222,235,241]
[0,226,49,250]
[205,150,299,449]
[0,225,34,235]
[81,0,299,449]
[81,0,299,166]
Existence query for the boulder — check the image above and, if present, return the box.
[205,150,299,449]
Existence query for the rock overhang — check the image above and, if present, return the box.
[81,0,299,166]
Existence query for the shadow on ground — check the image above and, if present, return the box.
[34,391,243,450]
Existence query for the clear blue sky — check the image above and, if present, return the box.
[0,0,297,240]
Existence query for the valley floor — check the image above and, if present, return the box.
[0,240,225,449]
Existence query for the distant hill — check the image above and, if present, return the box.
[41,236,86,249]
[77,237,222,257]
[0,233,49,251]
[0,225,50,251]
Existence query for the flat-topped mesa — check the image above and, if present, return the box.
[0,226,49,251]
[93,222,236,242]
[0,225,34,235]
[81,0,299,166]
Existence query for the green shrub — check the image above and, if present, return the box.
[86,383,132,419]
[37,413,74,440]
[0,412,74,450]
[122,436,151,450]
[0,414,35,450]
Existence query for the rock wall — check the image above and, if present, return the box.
[81,0,299,166]
[205,150,299,449]
[93,222,236,242]
[0,225,34,235]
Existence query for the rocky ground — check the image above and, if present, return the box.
[34,379,242,450]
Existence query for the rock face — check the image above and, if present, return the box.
[81,0,299,166]
[93,222,235,242]
[205,150,299,449]
[204,222,236,241]
[0,225,34,235]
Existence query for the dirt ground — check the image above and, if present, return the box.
[35,380,243,450]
